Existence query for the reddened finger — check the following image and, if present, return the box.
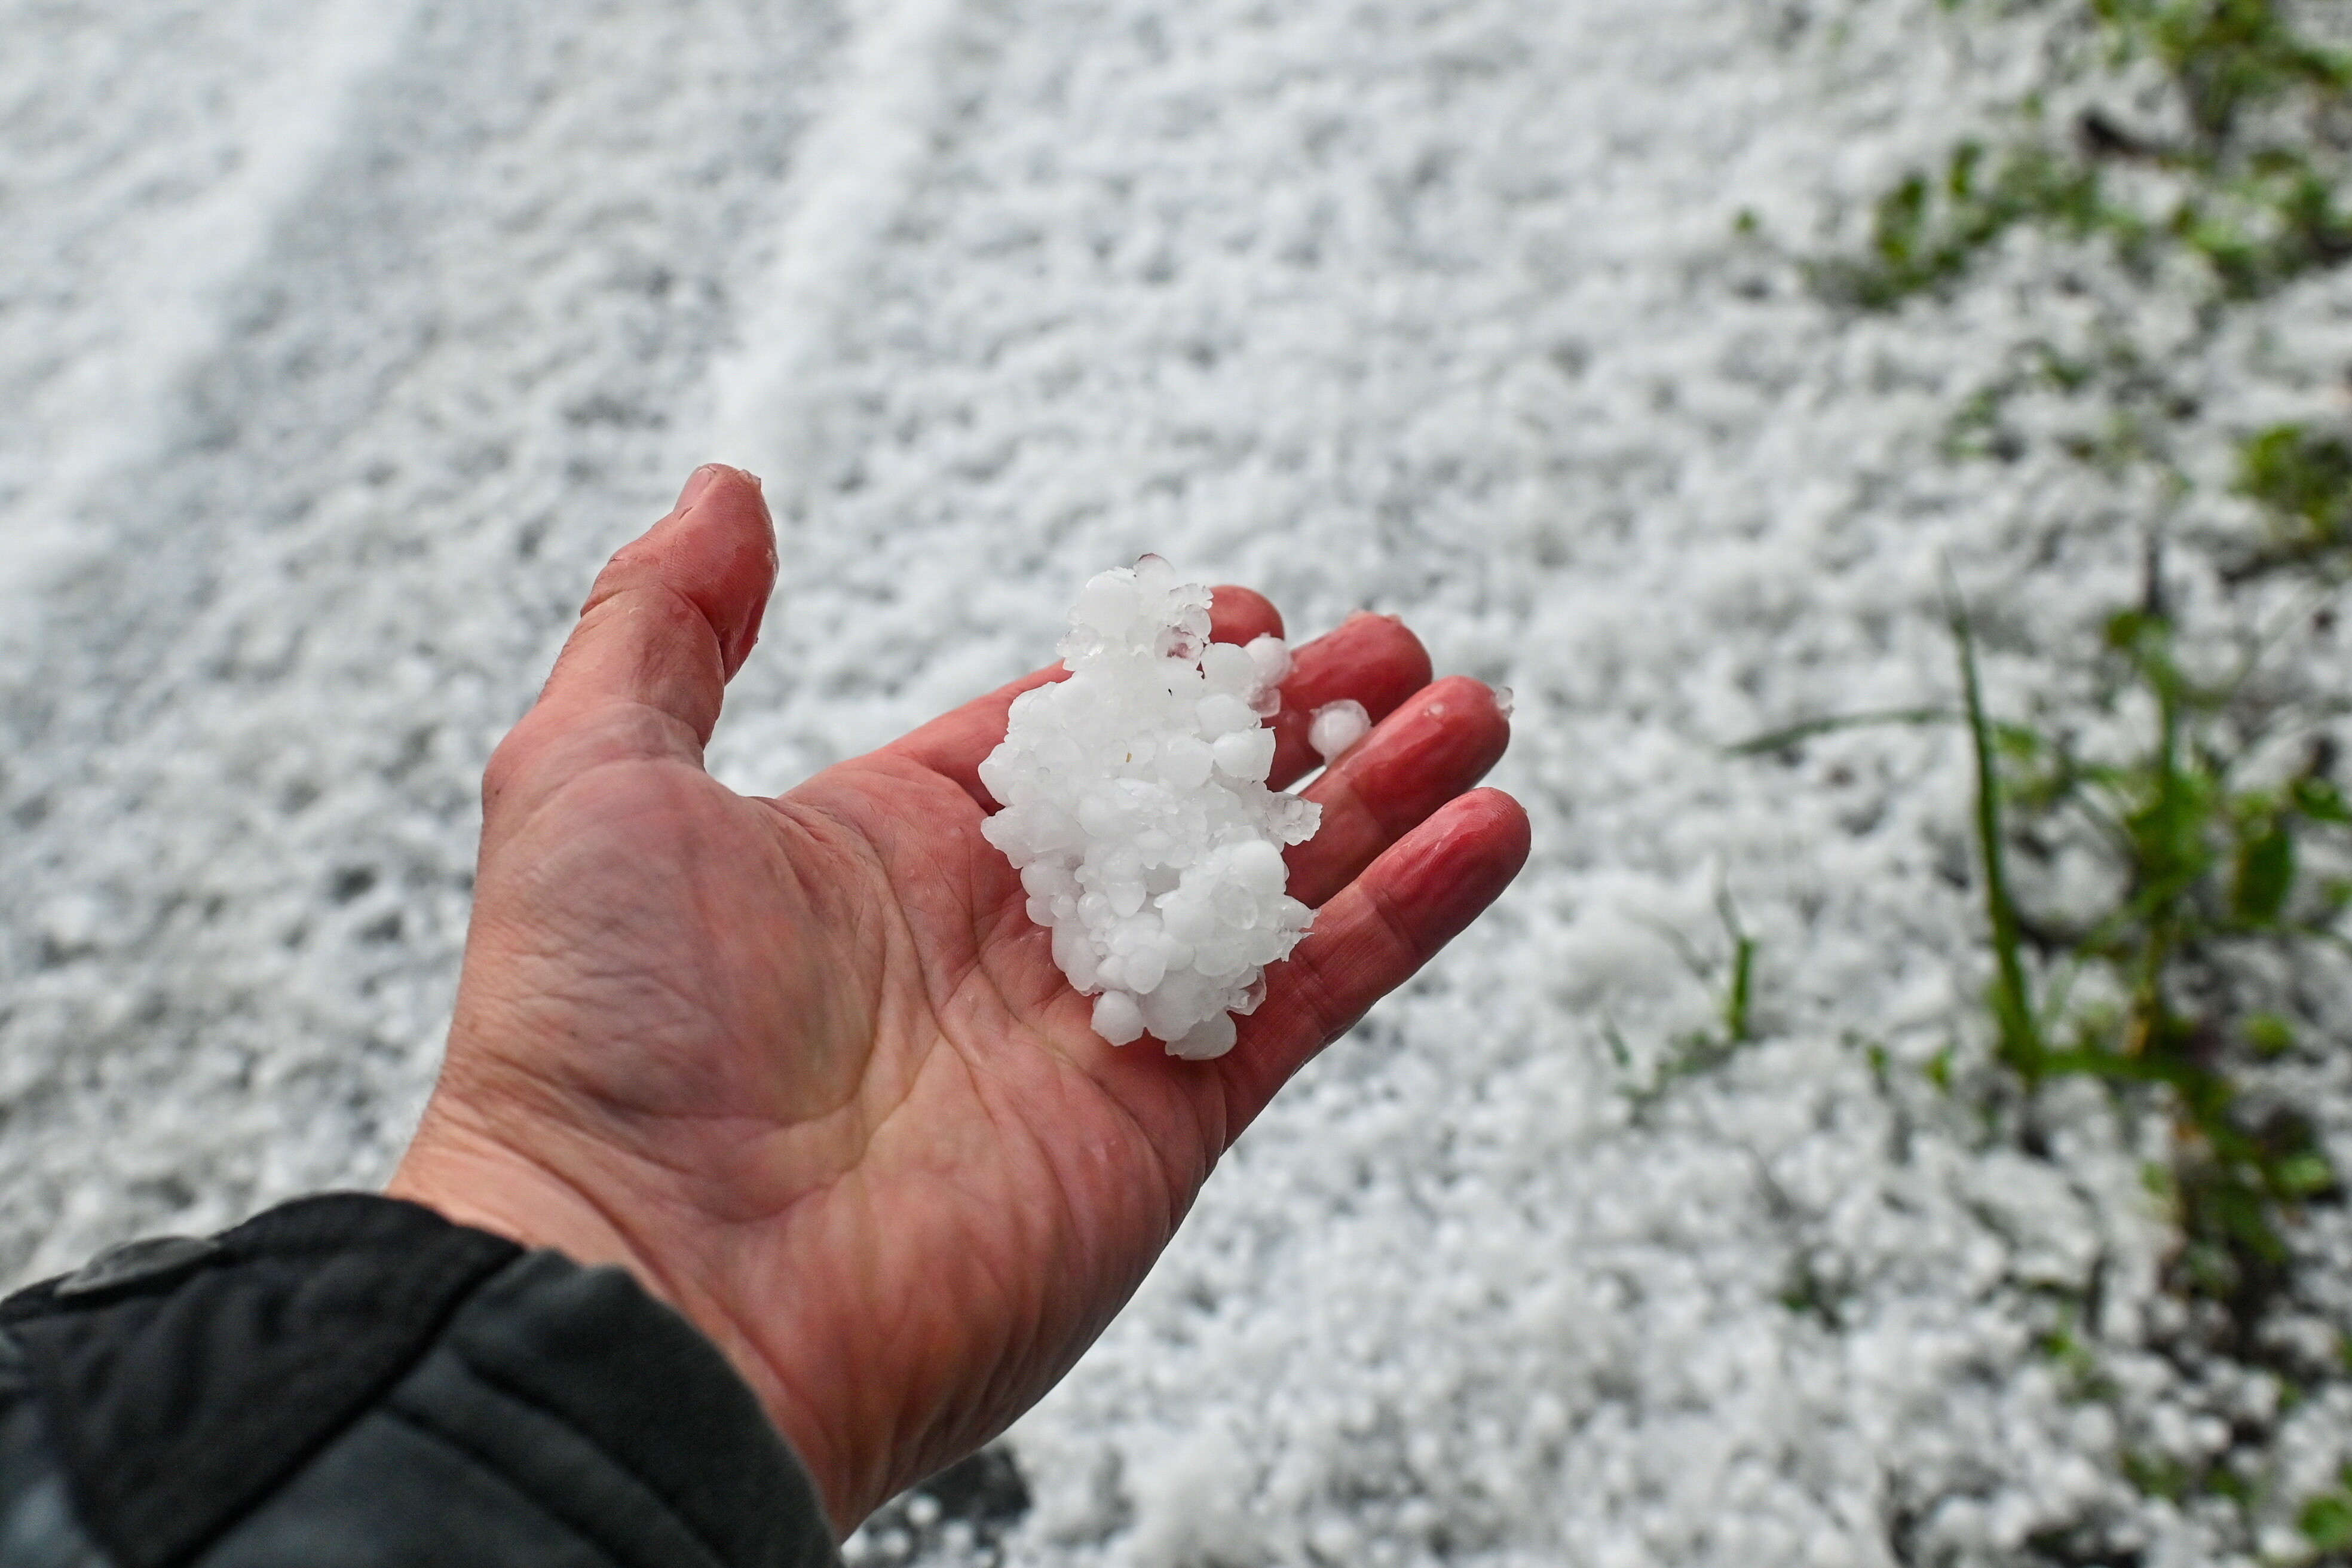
[486,467,774,823]
[1205,584,1282,647]
[1216,788,1531,1139]
[577,465,777,681]
[1268,614,1434,789]
[536,465,774,736]
[1285,676,1512,907]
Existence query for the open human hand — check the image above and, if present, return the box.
[387,466,1530,1532]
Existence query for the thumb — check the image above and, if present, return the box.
[575,464,777,691]
[486,466,776,812]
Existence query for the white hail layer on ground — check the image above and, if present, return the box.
[980,557,1317,1058]
[7,2,2352,1565]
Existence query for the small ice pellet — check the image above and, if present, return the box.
[979,557,1321,1058]
[1307,699,1371,762]
[1092,991,1145,1046]
[1490,684,1515,719]
[1245,634,1291,685]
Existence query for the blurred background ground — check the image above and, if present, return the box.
[5,4,2350,1564]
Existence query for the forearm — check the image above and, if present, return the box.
[0,1194,837,1567]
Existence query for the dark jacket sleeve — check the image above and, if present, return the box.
[0,1195,838,1568]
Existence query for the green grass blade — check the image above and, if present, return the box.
[1947,572,2045,1080]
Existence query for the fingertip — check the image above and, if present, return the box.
[1391,673,1513,764]
[599,466,777,678]
[675,463,727,511]
[1371,786,1530,935]
[1340,611,1434,691]
[1283,679,1516,906]
[526,466,776,764]
[1290,614,1433,712]
[1454,786,1533,886]
[1207,584,1283,645]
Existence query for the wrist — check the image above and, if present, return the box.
[386,1107,640,1267]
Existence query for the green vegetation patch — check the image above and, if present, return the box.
[1739,0,2352,1552]
[1818,0,2352,310]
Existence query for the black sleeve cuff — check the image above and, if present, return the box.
[0,1194,837,1568]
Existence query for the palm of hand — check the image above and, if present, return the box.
[391,468,1526,1530]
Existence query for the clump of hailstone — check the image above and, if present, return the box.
[1307,699,1370,762]
[978,556,1320,1060]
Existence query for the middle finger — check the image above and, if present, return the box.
[1283,674,1513,908]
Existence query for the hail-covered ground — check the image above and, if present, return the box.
[7,4,2349,1566]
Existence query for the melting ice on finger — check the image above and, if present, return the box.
[1307,699,1370,762]
[978,556,1320,1059]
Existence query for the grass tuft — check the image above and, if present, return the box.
[1621,890,1763,1113]
[1760,6,2352,1547]
[2232,422,2352,578]
[1804,1,2352,312]
[2304,1468,2352,1554]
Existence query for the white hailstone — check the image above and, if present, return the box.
[978,556,1321,1059]
[1307,699,1370,762]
